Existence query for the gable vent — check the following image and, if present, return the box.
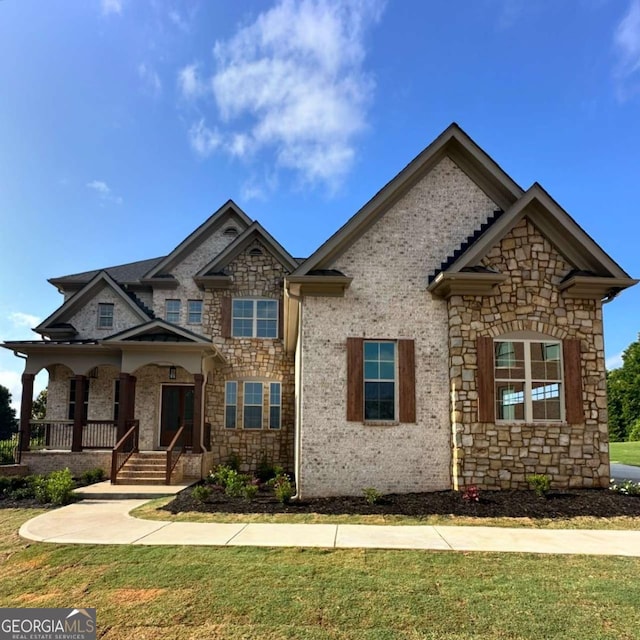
[223,227,239,237]
[249,247,263,256]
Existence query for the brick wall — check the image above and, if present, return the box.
[298,156,499,497]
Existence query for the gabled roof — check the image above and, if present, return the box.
[103,319,213,344]
[294,122,524,275]
[49,256,165,290]
[35,271,151,335]
[195,221,299,278]
[143,200,253,279]
[434,183,633,279]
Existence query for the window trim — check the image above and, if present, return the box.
[97,303,114,329]
[494,338,564,424]
[187,299,203,325]
[165,299,181,324]
[231,298,278,339]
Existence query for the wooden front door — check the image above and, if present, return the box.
[160,385,194,447]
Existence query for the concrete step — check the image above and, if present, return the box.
[113,476,167,485]
[122,463,167,472]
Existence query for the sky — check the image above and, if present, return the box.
[1,0,640,412]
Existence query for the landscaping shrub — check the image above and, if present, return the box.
[363,487,382,505]
[226,452,241,471]
[270,473,294,504]
[256,457,278,483]
[210,464,257,499]
[192,484,212,503]
[80,468,105,486]
[628,418,640,442]
[610,479,640,496]
[46,468,76,506]
[527,474,551,498]
[462,485,480,502]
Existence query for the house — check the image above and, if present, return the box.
[4,123,636,496]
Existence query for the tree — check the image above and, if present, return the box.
[32,389,47,420]
[607,336,640,441]
[0,385,18,441]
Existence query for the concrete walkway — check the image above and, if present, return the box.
[18,499,640,556]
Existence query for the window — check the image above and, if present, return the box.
[225,381,237,429]
[364,341,396,420]
[188,300,203,324]
[494,340,563,423]
[232,299,278,338]
[243,382,263,429]
[113,379,120,421]
[269,382,281,429]
[165,299,181,323]
[97,303,114,329]
[68,378,89,420]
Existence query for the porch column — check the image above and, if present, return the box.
[19,373,35,452]
[192,373,204,454]
[127,376,137,424]
[117,373,130,441]
[71,375,86,452]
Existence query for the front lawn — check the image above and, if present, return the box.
[610,441,640,466]
[2,508,640,639]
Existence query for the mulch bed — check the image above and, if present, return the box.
[161,486,640,520]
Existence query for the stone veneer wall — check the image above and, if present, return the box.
[449,217,609,489]
[203,239,295,474]
[298,157,500,497]
[22,451,112,478]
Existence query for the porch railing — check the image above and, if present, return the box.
[25,419,119,452]
[82,421,118,449]
[166,424,186,484]
[110,420,139,484]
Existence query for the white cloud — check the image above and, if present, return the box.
[101,0,123,16]
[606,352,624,370]
[169,9,189,32]
[178,63,205,100]
[9,312,40,329]
[185,0,384,190]
[138,63,162,97]
[188,119,221,157]
[613,0,640,100]
[86,180,123,205]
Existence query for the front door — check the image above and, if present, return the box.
[160,385,194,447]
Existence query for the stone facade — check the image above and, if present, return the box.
[449,217,609,489]
[298,157,499,497]
[204,239,295,474]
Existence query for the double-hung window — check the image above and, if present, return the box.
[232,299,278,338]
[165,299,181,323]
[243,382,263,429]
[224,380,282,430]
[188,300,203,324]
[364,341,397,421]
[225,381,237,429]
[269,382,281,429]
[97,303,114,329]
[494,340,563,422]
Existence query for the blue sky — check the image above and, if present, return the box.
[1,0,640,410]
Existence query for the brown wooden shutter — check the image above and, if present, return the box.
[346,337,364,422]
[398,339,416,423]
[221,297,232,338]
[563,339,584,424]
[476,336,495,423]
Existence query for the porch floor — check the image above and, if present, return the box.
[73,480,195,500]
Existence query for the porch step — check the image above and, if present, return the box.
[114,451,170,486]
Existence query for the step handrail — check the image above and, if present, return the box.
[166,424,186,484]
[110,420,139,484]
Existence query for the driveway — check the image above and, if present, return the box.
[610,463,640,482]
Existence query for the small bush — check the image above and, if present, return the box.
[256,457,278,483]
[462,485,480,502]
[242,481,259,501]
[46,468,76,506]
[192,484,212,503]
[210,464,235,488]
[363,487,382,505]
[610,479,640,496]
[80,468,105,486]
[271,473,294,504]
[0,475,37,500]
[226,452,242,472]
[527,474,551,498]
[628,419,640,442]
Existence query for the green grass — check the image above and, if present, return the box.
[2,508,640,639]
[131,497,640,530]
[610,441,640,467]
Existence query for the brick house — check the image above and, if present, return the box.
[4,124,636,495]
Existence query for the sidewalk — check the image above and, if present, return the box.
[19,498,640,556]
